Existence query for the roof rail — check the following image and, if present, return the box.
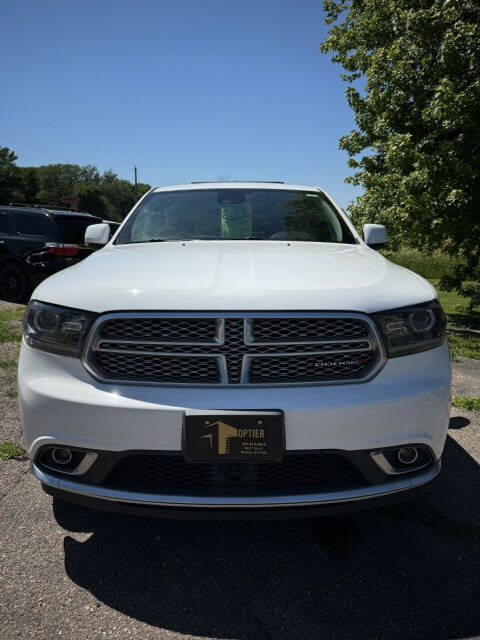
[190,181,285,184]
[9,202,72,211]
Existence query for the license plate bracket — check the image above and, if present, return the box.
[183,411,284,463]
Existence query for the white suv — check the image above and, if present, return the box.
[19,182,451,518]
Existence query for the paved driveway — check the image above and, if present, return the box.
[1,301,479,639]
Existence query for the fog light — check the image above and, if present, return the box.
[51,447,73,465]
[397,447,418,465]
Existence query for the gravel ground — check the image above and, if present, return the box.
[0,300,22,445]
[0,341,21,445]
[1,301,479,639]
[452,357,480,396]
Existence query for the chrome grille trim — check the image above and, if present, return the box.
[82,311,387,387]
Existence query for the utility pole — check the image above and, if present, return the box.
[134,166,138,201]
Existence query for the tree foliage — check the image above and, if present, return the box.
[0,147,23,204]
[0,146,151,221]
[22,167,40,203]
[76,185,109,219]
[321,0,480,306]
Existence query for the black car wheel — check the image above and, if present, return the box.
[0,263,31,303]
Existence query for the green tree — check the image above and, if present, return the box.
[100,176,136,220]
[99,172,151,220]
[2,149,150,220]
[76,185,109,218]
[22,167,40,203]
[136,182,151,200]
[321,0,480,306]
[35,164,93,203]
[0,146,24,204]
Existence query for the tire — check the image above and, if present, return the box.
[0,262,31,303]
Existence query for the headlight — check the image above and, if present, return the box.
[22,301,97,357]
[372,300,447,357]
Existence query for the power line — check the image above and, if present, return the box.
[0,134,76,164]
[0,95,133,169]
[2,135,142,194]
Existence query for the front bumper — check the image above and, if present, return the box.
[19,340,451,514]
[36,460,440,518]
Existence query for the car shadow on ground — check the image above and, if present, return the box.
[54,427,480,640]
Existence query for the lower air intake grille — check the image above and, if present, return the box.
[102,453,364,492]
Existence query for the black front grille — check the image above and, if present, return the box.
[251,317,369,342]
[95,352,220,383]
[102,453,364,493]
[249,352,375,384]
[100,317,217,342]
[87,314,381,385]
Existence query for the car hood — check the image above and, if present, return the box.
[33,241,436,313]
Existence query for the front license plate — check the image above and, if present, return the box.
[183,411,284,463]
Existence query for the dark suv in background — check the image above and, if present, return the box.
[0,205,105,303]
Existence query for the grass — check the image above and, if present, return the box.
[452,396,480,411]
[387,248,480,281]
[0,441,26,461]
[389,248,480,328]
[0,358,17,369]
[426,280,480,360]
[3,373,18,398]
[0,307,24,343]
[429,281,480,328]
[447,331,480,360]
[387,248,461,280]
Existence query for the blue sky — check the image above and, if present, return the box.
[0,0,360,208]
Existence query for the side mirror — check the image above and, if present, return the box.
[85,223,110,246]
[363,224,388,249]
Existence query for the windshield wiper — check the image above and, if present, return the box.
[227,236,264,240]
[127,236,267,244]
[126,238,168,244]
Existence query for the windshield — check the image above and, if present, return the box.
[115,189,356,245]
